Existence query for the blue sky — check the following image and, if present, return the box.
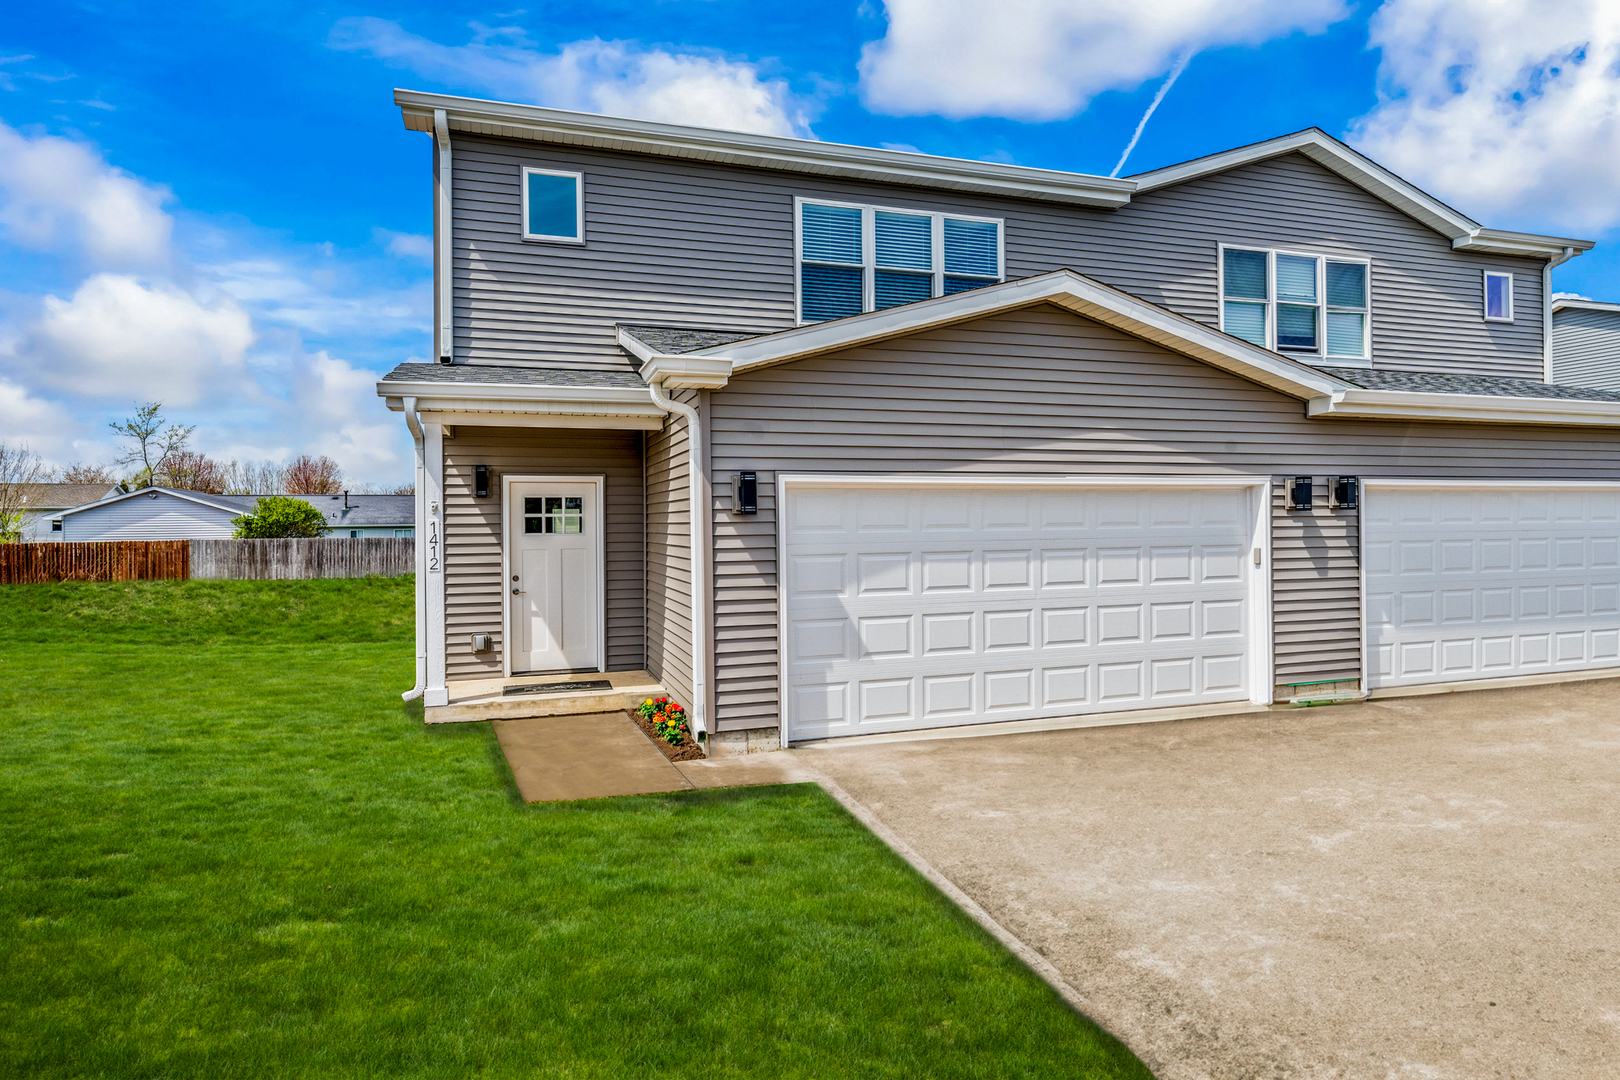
[3,1,1618,483]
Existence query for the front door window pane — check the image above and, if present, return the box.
[523,495,585,534]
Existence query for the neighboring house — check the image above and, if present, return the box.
[15,483,120,541]
[49,488,415,540]
[1550,297,1620,392]
[376,90,1619,752]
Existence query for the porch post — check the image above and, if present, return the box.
[423,420,448,706]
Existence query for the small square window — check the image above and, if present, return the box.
[1483,271,1513,322]
[522,168,583,243]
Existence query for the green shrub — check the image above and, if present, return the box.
[232,496,330,538]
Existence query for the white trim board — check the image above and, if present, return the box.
[499,473,608,679]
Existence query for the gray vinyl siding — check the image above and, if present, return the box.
[707,304,1620,731]
[442,428,644,682]
[449,136,1544,378]
[644,391,696,708]
[60,494,237,541]
[1551,307,1620,391]
[1271,478,1361,690]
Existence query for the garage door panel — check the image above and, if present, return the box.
[785,482,1256,740]
[1365,485,1620,689]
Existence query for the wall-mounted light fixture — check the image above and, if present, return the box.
[474,464,489,499]
[469,633,491,652]
[732,471,757,514]
[1290,476,1313,511]
[1332,476,1359,510]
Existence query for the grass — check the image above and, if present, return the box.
[0,579,1151,1079]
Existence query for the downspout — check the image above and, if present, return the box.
[401,396,428,701]
[1544,245,1576,383]
[434,108,454,363]
[646,380,708,735]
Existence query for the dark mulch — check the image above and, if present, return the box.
[627,709,706,762]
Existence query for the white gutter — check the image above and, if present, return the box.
[434,109,453,361]
[401,397,428,701]
[1544,246,1578,383]
[646,380,708,735]
[1308,387,1620,426]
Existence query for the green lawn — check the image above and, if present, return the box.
[0,579,1150,1079]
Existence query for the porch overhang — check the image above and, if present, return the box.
[378,375,668,430]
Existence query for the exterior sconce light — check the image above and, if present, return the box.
[1290,476,1313,511]
[732,471,758,514]
[474,464,489,499]
[1333,476,1359,510]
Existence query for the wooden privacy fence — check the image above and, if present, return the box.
[0,538,413,583]
[0,540,189,583]
[189,538,414,580]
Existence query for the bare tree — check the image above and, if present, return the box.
[161,451,228,494]
[0,442,51,542]
[109,403,194,489]
[59,461,119,485]
[283,454,343,495]
[345,480,415,495]
[222,460,289,496]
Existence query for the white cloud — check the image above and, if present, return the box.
[331,18,814,137]
[1349,0,1620,234]
[858,0,1347,121]
[373,227,432,260]
[292,352,405,477]
[0,119,172,267]
[19,274,254,406]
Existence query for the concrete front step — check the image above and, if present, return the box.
[425,669,667,724]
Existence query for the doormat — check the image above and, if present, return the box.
[503,679,614,697]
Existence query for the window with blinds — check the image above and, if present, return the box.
[1219,245,1370,362]
[798,200,1003,323]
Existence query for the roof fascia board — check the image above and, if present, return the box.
[687,270,1348,401]
[395,89,1135,209]
[1308,388,1620,427]
[1453,229,1593,258]
[417,408,665,431]
[1552,298,1620,315]
[377,380,668,424]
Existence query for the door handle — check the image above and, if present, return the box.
[512,587,522,594]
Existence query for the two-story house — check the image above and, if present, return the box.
[377,89,1620,753]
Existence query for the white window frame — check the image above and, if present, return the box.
[1482,271,1514,323]
[519,167,585,244]
[794,196,1005,325]
[1216,243,1372,366]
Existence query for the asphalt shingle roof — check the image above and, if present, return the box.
[18,483,119,510]
[205,493,415,526]
[379,362,645,389]
[1318,367,1620,403]
[617,324,764,354]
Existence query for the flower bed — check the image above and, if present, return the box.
[630,696,704,762]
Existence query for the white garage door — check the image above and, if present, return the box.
[782,481,1261,741]
[1365,484,1620,689]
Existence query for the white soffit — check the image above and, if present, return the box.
[395,89,1134,209]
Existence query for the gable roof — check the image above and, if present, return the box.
[400,92,1592,260]
[622,269,1351,401]
[1128,129,1592,259]
[53,487,415,526]
[619,270,1620,429]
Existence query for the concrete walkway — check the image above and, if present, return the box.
[494,712,813,802]
[802,678,1620,1080]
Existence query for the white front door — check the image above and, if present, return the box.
[1364,483,1620,688]
[508,480,602,674]
[782,481,1261,741]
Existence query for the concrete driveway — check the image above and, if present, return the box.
[801,679,1620,1080]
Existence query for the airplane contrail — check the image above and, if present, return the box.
[1111,52,1194,178]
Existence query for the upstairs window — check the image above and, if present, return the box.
[521,168,583,243]
[1483,271,1513,322]
[1220,245,1370,362]
[798,199,1002,323]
